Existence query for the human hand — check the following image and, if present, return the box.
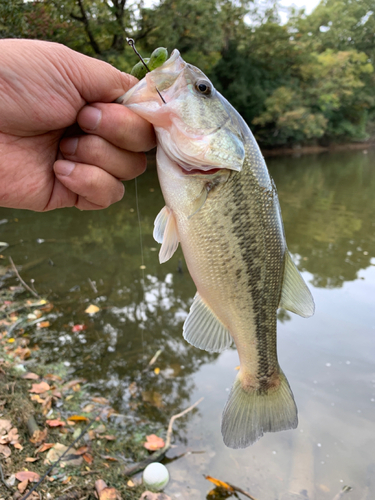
[0,39,155,211]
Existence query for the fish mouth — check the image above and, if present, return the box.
[180,166,222,176]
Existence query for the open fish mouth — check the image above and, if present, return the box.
[179,166,222,176]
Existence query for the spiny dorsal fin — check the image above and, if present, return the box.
[183,293,232,353]
[153,206,179,263]
[279,250,315,318]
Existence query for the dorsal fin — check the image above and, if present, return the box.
[279,250,315,318]
[153,206,179,263]
[183,293,232,353]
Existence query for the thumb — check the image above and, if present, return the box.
[64,46,138,104]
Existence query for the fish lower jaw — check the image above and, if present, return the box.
[178,163,222,176]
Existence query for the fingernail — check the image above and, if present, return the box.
[80,106,102,130]
[54,160,76,176]
[60,137,78,156]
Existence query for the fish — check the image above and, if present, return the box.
[119,49,315,449]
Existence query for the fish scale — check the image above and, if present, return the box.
[120,48,315,448]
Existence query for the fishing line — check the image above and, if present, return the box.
[135,177,146,358]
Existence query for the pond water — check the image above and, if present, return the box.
[1,149,374,499]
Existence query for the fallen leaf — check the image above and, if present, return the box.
[15,471,40,482]
[35,443,54,454]
[30,428,48,446]
[75,446,89,455]
[18,479,29,493]
[0,444,11,457]
[25,457,39,462]
[14,443,23,450]
[95,481,121,500]
[101,434,116,441]
[29,382,51,394]
[44,374,63,382]
[154,367,160,375]
[91,396,109,405]
[30,394,45,404]
[82,453,93,464]
[102,455,118,462]
[205,475,234,492]
[144,434,165,451]
[40,302,54,312]
[67,415,89,423]
[23,372,40,380]
[127,479,134,487]
[46,419,65,428]
[82,404,95,413]
[61,476,71,484]
[13,346,31,359]
[0,418,12,434]
[72,324,87,332]
[62,378,87,391]
[85,304,100,314]
[46,443,83,467]
[37,321,50,328]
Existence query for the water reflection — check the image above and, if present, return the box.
[1,149,375,498]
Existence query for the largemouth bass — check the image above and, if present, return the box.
[119,50,315,449]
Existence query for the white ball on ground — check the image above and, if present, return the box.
[143,462,169,491]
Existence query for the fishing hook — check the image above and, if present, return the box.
[126,38,166,104]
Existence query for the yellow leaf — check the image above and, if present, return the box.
[154,367,160,375]
[85,304,100,314]
[7,338,15,343]
[67,415,89,423]
[205,475,234,492]
[235,366,240,370]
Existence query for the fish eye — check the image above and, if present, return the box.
[195,80,212,96]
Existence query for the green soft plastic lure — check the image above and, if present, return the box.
[130,47,168,79]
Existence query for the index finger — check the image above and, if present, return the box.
[77,103,156,153]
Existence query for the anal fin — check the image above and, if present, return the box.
[183,293,232,353]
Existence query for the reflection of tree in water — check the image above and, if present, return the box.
[269,150,375,288]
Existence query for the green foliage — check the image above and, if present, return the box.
[1,0,374,147]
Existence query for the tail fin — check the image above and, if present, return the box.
[221,370,298,449]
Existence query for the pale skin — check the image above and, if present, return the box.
[0,39,156,211]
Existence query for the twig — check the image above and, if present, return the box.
[88,278,98,294]
[227,482,259,500]
[148,348,163,366]
[9,256,40,299]
[0,459,15,492]
[123,397,203,476]
[332,486,352,500]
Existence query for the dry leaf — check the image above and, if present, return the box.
[30,428,48,446]
[75,446,89,455]
[0,418,12,434]
[0,444,11,457]
[67,415,89,423]
[44,374,63,382]
[91,396,109,405]
[205,475,234,492]
[18,479,29,493]
[82,453,93,464]
[62,378,87,391]
[95,481,121,500]
[13,346,31,359]
[154,367,160,375]
[102,455,118,462]
[85,304,100,314]
[61,476,71,484]
[103,435,116,441]
[46,419,65,427]
[14,442,23,450]
[46,443,83,467]
[29,382,51,394]
[25,457,39,462]
[23,372,39,380]
[82,404,95,413]
[37,321,50,328]
[15,471,41,482]
[143,434,165,451]
[35,442,54,454]
[127,480,135,487]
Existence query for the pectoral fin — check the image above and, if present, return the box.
[153,206,179,263]
[279,250,315,318]
[183,293,232,353]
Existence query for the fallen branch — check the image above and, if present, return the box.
[9,256,40,299]
[123,397,203,476]
[332,486,352,500]
[227,482,259,500]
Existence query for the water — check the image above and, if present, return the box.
[1,149,374,499]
